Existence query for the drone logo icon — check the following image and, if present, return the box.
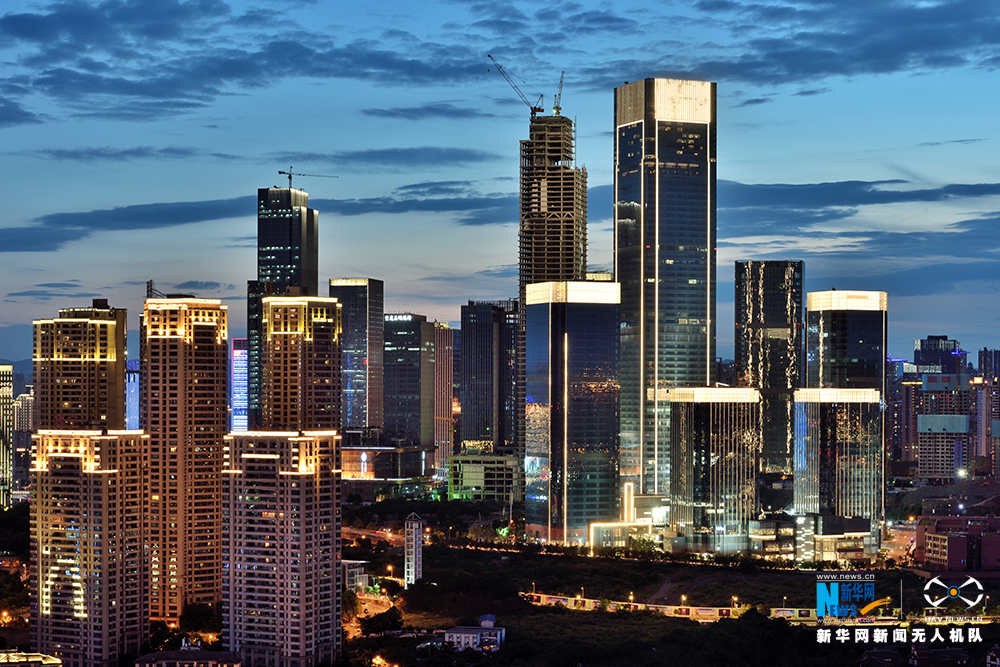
[923,576,983,608]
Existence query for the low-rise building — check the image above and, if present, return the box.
[444,615,505,652]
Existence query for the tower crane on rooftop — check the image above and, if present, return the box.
[553,71,565,116]
[277,166,339,189]
[487,54,544,118]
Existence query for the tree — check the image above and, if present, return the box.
[359,606,403,636]
[342,589,361,624]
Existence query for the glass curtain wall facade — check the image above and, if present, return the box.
[384,314,435,447]
[668,388,760,554]
[524,282,620,545]
[230,338,248,432]
[793,388,883,547]
[615,78,717,496]
[735,260,803,474]
[806,291,887,394]
[329,278,384,430]
[248,187,319,428]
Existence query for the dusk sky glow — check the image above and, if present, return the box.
[2,0,999,363]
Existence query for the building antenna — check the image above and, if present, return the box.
[277,166,340,189]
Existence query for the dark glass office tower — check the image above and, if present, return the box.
[330,278,384,430]
[459,299,519,456]
[735,260,803,474]
[524,282,620,545]
[384,314,435,447]
[914,335,965,375]
[247,187,319,427]
[806,291,887,395]
[615,78,717,495]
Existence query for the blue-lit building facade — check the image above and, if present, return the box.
[229,337,248,432]
[614,78,717,496]
[524,282,620,545]
[668,388,760,555]
[247,187,319,428]
[793,388,883,554]
[126,359,140,430]
[329,278,384,430]
[734,260,803,474]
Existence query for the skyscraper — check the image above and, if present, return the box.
[141,297,228,625]
[329,278,384,430]
[33,298,127,430]
[806,290,887,394]
[248,187,319,428]
[793,388,883,553]
[32,429,148,667]
[668,388,761,554]
[735,260,803,473]
[261,295,341,431]
[222,430,341,665]
[524,282,620,545]
[0,365,11,508]
[384,314,436,447]
[614,78,717,495]
[459,300,519,455]
[433,324,454,479]
[518,114,588,292]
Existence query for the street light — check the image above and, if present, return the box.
[681,595,687,606]
[581,586,585,599]
[783,596,787,608]
[731,595,738,608]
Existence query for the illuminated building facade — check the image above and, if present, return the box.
[33,299,127,430]
[141,298,228,624]
[329,278,384,430]
[459,300,519,455]
[32,429,148,667]
[914,335,965,375]
[668,388,760,554]
[248,187,319,428]
[806,291,887,395]
[614,78,717,495]
[12,388,33,492]
[125,360,140,430]
[913,374,975,482]
[793,388,882,551]
[433,324,454,478]
[734,260,803,474]
[524,282,620,545]
[230,338,248,432]
[222,430,341,666]
[404,513,423,587]
[0,365,11,507]
[261,296,341,431]
[384,314,436,447]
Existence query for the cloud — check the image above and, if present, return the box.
[30,145,241,161]
[0,97,42,127]
[737,97,770,107]
[33,196,254,232]
[6,289,100,299]
[918,138,985,148]
[172,280,234,291]
[269,147,502,172]
[361,102,495,120]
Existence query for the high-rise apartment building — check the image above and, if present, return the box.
[524,282,620,545]
[261,295,341,431]
[793,388,883,553]
[979,348,1000,379]
[806,291,887,394]
[614,78,717,495]
[329,278,384,430]
[141,297,228,624]
[384,314,436,447]
[459,300,519,455]
[12,387,33,491]
[125,359,140,430]
[668,388,761,555]
[735,260,803,474]
[32,429,148,667]
[222,430,341,666]
[0,365,12,507]
[248,187,319,428]
[230,338,248,431]
[33,298,127,430]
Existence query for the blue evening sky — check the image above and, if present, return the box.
[1,0,999,363]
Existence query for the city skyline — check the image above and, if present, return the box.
[2,0,1000,362]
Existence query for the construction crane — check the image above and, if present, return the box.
[277,166,339,189]
[487,54,544,118]
[553,71,565,116]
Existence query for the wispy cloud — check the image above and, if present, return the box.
[269,147,501,171]
[361,102,495,120]
[31,146,242,161]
